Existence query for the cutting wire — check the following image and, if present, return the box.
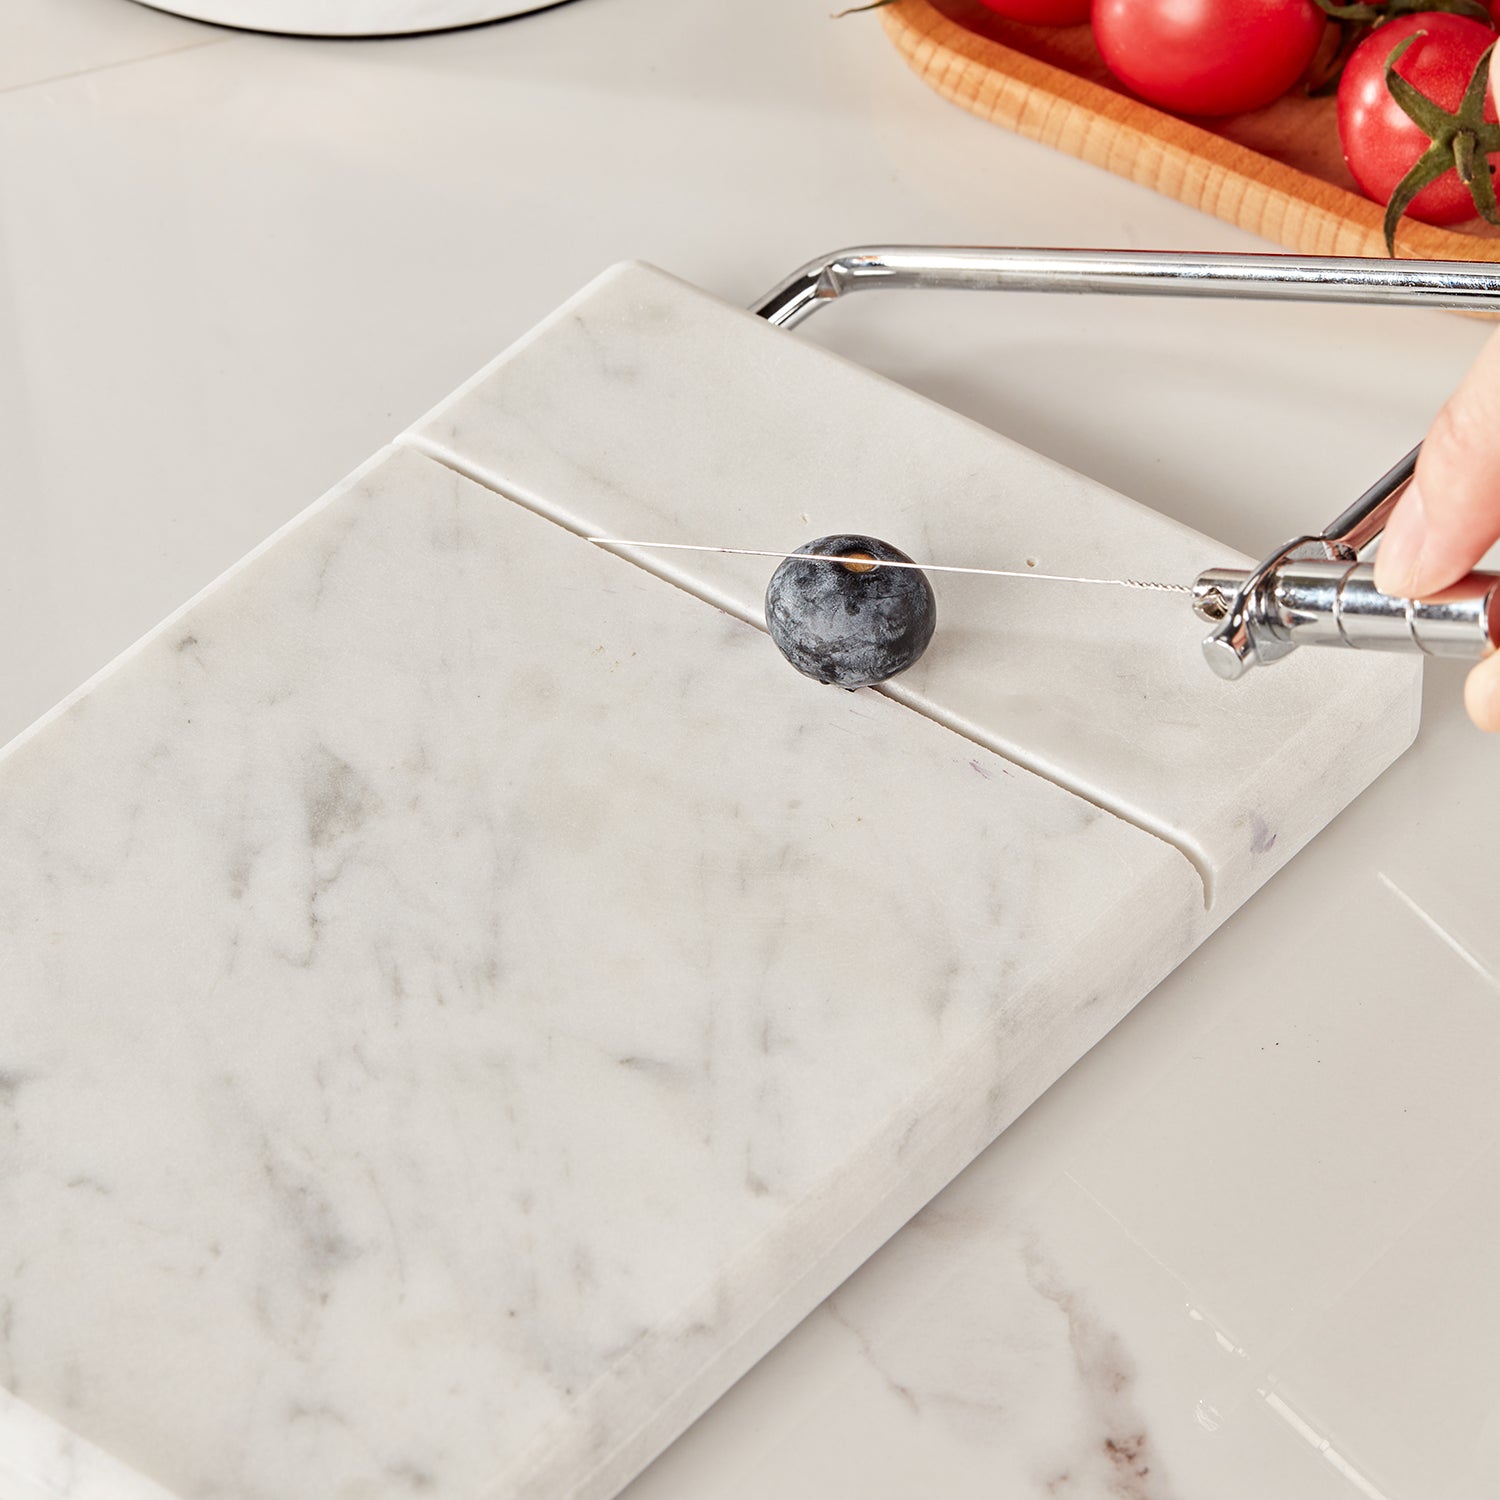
[584,538,1192,595]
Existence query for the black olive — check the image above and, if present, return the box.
[764,534,936,689]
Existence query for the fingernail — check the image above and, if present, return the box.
[1465,652,1500,733]
[1374,480,1428,597]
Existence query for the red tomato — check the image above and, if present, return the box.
[1092,0,1328,116]
[1337,14,1500,225]
[973,0,1091,24]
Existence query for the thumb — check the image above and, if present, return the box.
[1374,323,1500,600]
[1468,651,1500,733]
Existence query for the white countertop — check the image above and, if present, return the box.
[4,3,1498,1497]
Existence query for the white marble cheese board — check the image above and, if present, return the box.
[0,265,1421,1500]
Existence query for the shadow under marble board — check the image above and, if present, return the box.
[0,264,1419,1500]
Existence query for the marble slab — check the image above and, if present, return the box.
[405,263,1423,914]
[0,268,1420,1500]
[622,674,1500,1500]
[0,1390,177,1500]
[0,443,1205,1499]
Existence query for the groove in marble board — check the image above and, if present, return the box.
[404,260,1421,913]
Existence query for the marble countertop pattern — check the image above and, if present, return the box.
[3,2,1499,1498]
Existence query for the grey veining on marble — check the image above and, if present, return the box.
[407,263,1422,910]
[623,694,1500,1500]
[0,267,1425,1500]
[0,443,1205,1499]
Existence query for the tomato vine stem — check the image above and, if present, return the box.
[1381,34,1500,252]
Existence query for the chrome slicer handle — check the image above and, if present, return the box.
[1192,441,1499,678]
[1194,560,1500,665]
[752,246,1500,677]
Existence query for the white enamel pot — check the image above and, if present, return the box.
[131,0,583,36]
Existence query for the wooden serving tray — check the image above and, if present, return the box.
[882,0,1500,261]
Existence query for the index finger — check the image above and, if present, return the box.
[1373,324,1500,599]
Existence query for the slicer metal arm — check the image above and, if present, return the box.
[752,246,1500,330]
[1318,440,1419,556]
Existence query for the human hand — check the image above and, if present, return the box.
[1373,326,1500,732]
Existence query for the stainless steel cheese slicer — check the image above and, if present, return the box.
[748,246,1500,680]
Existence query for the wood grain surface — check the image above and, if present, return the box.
[881,0,1500,262]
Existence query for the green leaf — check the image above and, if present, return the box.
[1457,128,1478,184]
[1460,39,1496,120]
[1383,143,1457,253]
[1384,35,1458,139]
[1313,0,1381,18]
[1382,0,1491,22]
[1470,157,1500,224]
